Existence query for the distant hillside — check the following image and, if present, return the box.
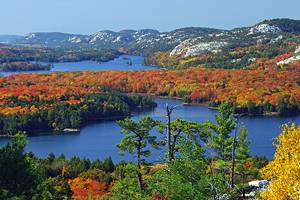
[145,19,300,69]
[170,18,300,57]
[15,28,222,55]
[19,32,87,46]
[13,18,300,57]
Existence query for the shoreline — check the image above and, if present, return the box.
[130,93,290,117]
[0,95,295,138]
[0,98,295,139]
[0,109,152,138]
[132,93,284,117]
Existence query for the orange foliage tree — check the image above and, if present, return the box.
[68,177,107,200]
[0,65,299,116]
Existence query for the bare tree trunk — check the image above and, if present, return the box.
[137,138,143,190]
[166,104,178,161]
[170,133,180,160]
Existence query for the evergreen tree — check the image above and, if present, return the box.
[148,134,228,200]
[236,127,251,165]
[117,116,160,190]
[235,126,252,197]
[0,132,37,197]
[207,103,237,162]
[103,156,115,173]
[111,163,149,200]
[158,118,208,161]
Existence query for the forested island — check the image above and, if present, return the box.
[0,92,155,135]
[0,44,121,71]
[0,61,51,72]
[0,45,121,63]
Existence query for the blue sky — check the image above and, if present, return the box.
[1,0,300,35]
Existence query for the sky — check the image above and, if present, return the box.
[0,0,300,35]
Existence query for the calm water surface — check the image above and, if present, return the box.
[0,98,299,162]
[0,55,158,76]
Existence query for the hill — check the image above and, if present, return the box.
[13,19,300,57]
[15,28,222,54]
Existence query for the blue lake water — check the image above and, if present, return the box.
[0,55,158,76]
[0,55,299,162]
[0,98,299,162]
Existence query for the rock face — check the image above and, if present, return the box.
[170,39,228,57]
[277,55,300,65]
[169,19,300,57]
[277,46,300,65]
[295,46,300,54]
[248,24,281,35]
[68,36,82,43]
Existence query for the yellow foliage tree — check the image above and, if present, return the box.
[260,123,300,199]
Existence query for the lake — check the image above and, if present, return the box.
[0,98,299,162]
[0,55,158,76]
[0,55,299,162]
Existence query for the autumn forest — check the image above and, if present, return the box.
[1,17,300,200]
